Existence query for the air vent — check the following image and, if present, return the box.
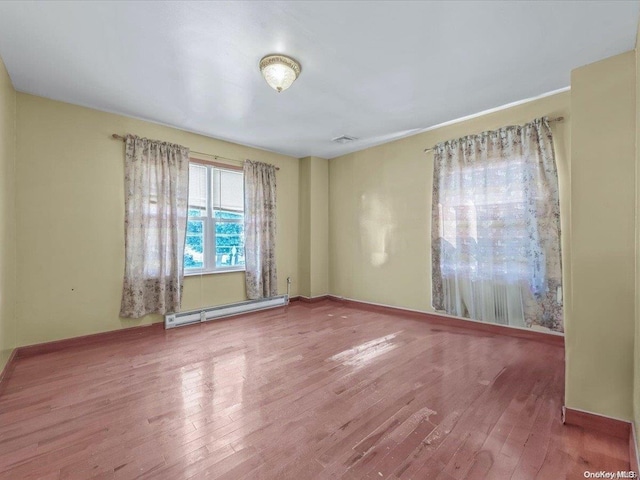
[332,135,358,144]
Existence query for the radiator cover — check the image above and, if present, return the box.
[165,295,288,329]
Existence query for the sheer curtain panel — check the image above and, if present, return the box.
[431,118,563,332]
[243,160,277,299]
[120,135,190,318]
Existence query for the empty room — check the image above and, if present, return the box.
[1,1,640,479]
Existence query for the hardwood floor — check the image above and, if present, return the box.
[0,300,629,479]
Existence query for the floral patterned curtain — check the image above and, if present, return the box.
[243,160,277,299]
[120,135,190,318]
[431,117,563,332]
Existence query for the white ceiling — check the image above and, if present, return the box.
[0,1,638,159]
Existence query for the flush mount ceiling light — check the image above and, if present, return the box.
[259,54,301,93]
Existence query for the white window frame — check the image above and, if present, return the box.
[184,162,245,276]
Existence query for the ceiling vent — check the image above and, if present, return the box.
[332,135,358,144]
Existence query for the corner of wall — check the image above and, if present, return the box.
[0,54,17,372]
[568,49,635,420]
[297,157,312,298]
[297,156,330,299]
[634,15,640,451]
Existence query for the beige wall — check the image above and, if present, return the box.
[329,91,571,316]
[0,57,16,370]
[310,156,329,297]
[329,51,637,422]
[568,51,636,421]
[635,25,640,444]
[298,157,311,297]
[14,94,300,347]
[298,156,329,298]
[3,44,639,427]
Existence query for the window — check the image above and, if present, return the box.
[184,162,245,274]
[431,119,563,332]
[439,159,531,282]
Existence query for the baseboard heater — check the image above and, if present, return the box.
[165,295,288,329]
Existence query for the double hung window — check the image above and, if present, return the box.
[184,163,245,274]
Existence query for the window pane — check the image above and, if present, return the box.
[214,210,243,220]
[215,221,245,268]
[188,164,207,215]
[212,169,244,211]
[184,219,204,269]
[439,160,531,282]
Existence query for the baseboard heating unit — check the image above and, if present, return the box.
[165,295,288,329]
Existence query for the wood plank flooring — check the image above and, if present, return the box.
[0,300,629,479]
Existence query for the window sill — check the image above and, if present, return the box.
[184,268,245,277]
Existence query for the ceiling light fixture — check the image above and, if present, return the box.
[259,54,301,93]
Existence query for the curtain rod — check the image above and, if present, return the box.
[110,134,279,170]
[422,116,565,153]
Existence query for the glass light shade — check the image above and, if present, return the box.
[259,55,301,93]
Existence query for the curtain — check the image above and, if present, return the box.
[431,117,563,332]
[120,135,190,318]
[243,160,277,299]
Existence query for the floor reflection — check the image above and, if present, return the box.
[329,331,403,370]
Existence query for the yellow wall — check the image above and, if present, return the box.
[568,51,636,420]
[14,94,300,347]
[298,156,329,298]
[310,156,329,297]
[3,44,639,426]
[298,157,311,297]
[329,91,571,316]
[0,57,16,370]
[329,51,637,422]
[635,24,640,444]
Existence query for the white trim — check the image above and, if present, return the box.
[184,268,245,277]
[327,87,571,159]
[330,295,564,338]
[416,86,570,136]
